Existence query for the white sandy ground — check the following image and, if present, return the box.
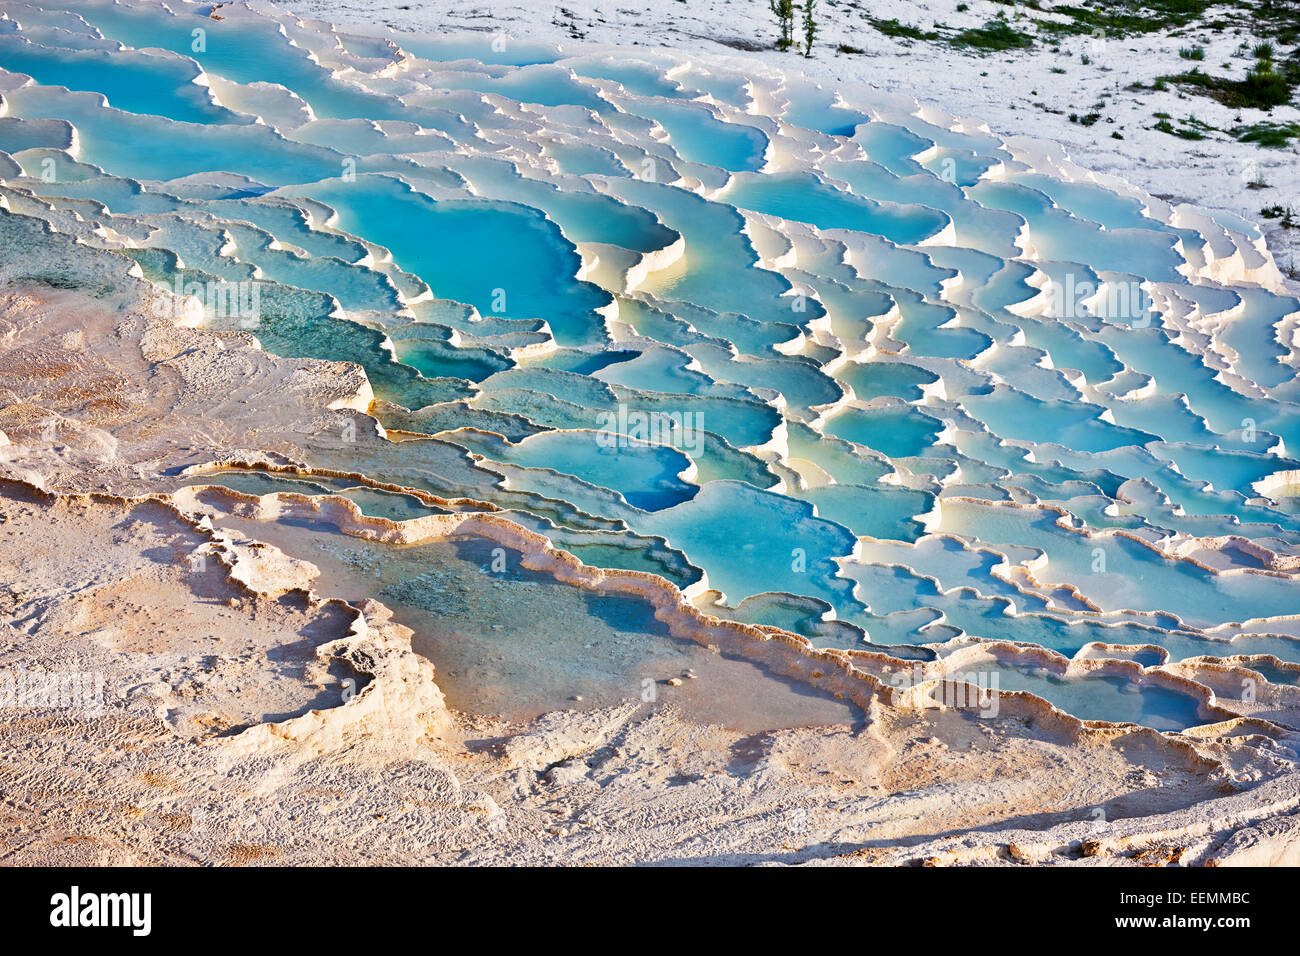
[286,0,1300,284]
[2,1,1300,865]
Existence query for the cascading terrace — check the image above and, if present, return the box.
[2,0,1300,733]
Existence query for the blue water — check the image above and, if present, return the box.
[725,172,950,245]
[298,176,612,346]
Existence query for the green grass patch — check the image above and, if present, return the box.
[952,19,1034,50]
[1035,0,1213,38]
[1158,63,1296,110]
[1154,119,1202,139]
[869,17,942,41]
[1152,113,1216,139]
[1237,120,1300,147]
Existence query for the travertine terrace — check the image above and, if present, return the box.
[1,0,1299,865]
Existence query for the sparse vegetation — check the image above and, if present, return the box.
[1262,206,1299,228]
[869,17,942,42]
[952,18,1034,51]
[1237,120,1300,147]
[1154,118,1201,138]
[1033,0,1215,38]
[823,0,1300,127]
[1159,60,1297,110]
[1152,112,1218,140]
